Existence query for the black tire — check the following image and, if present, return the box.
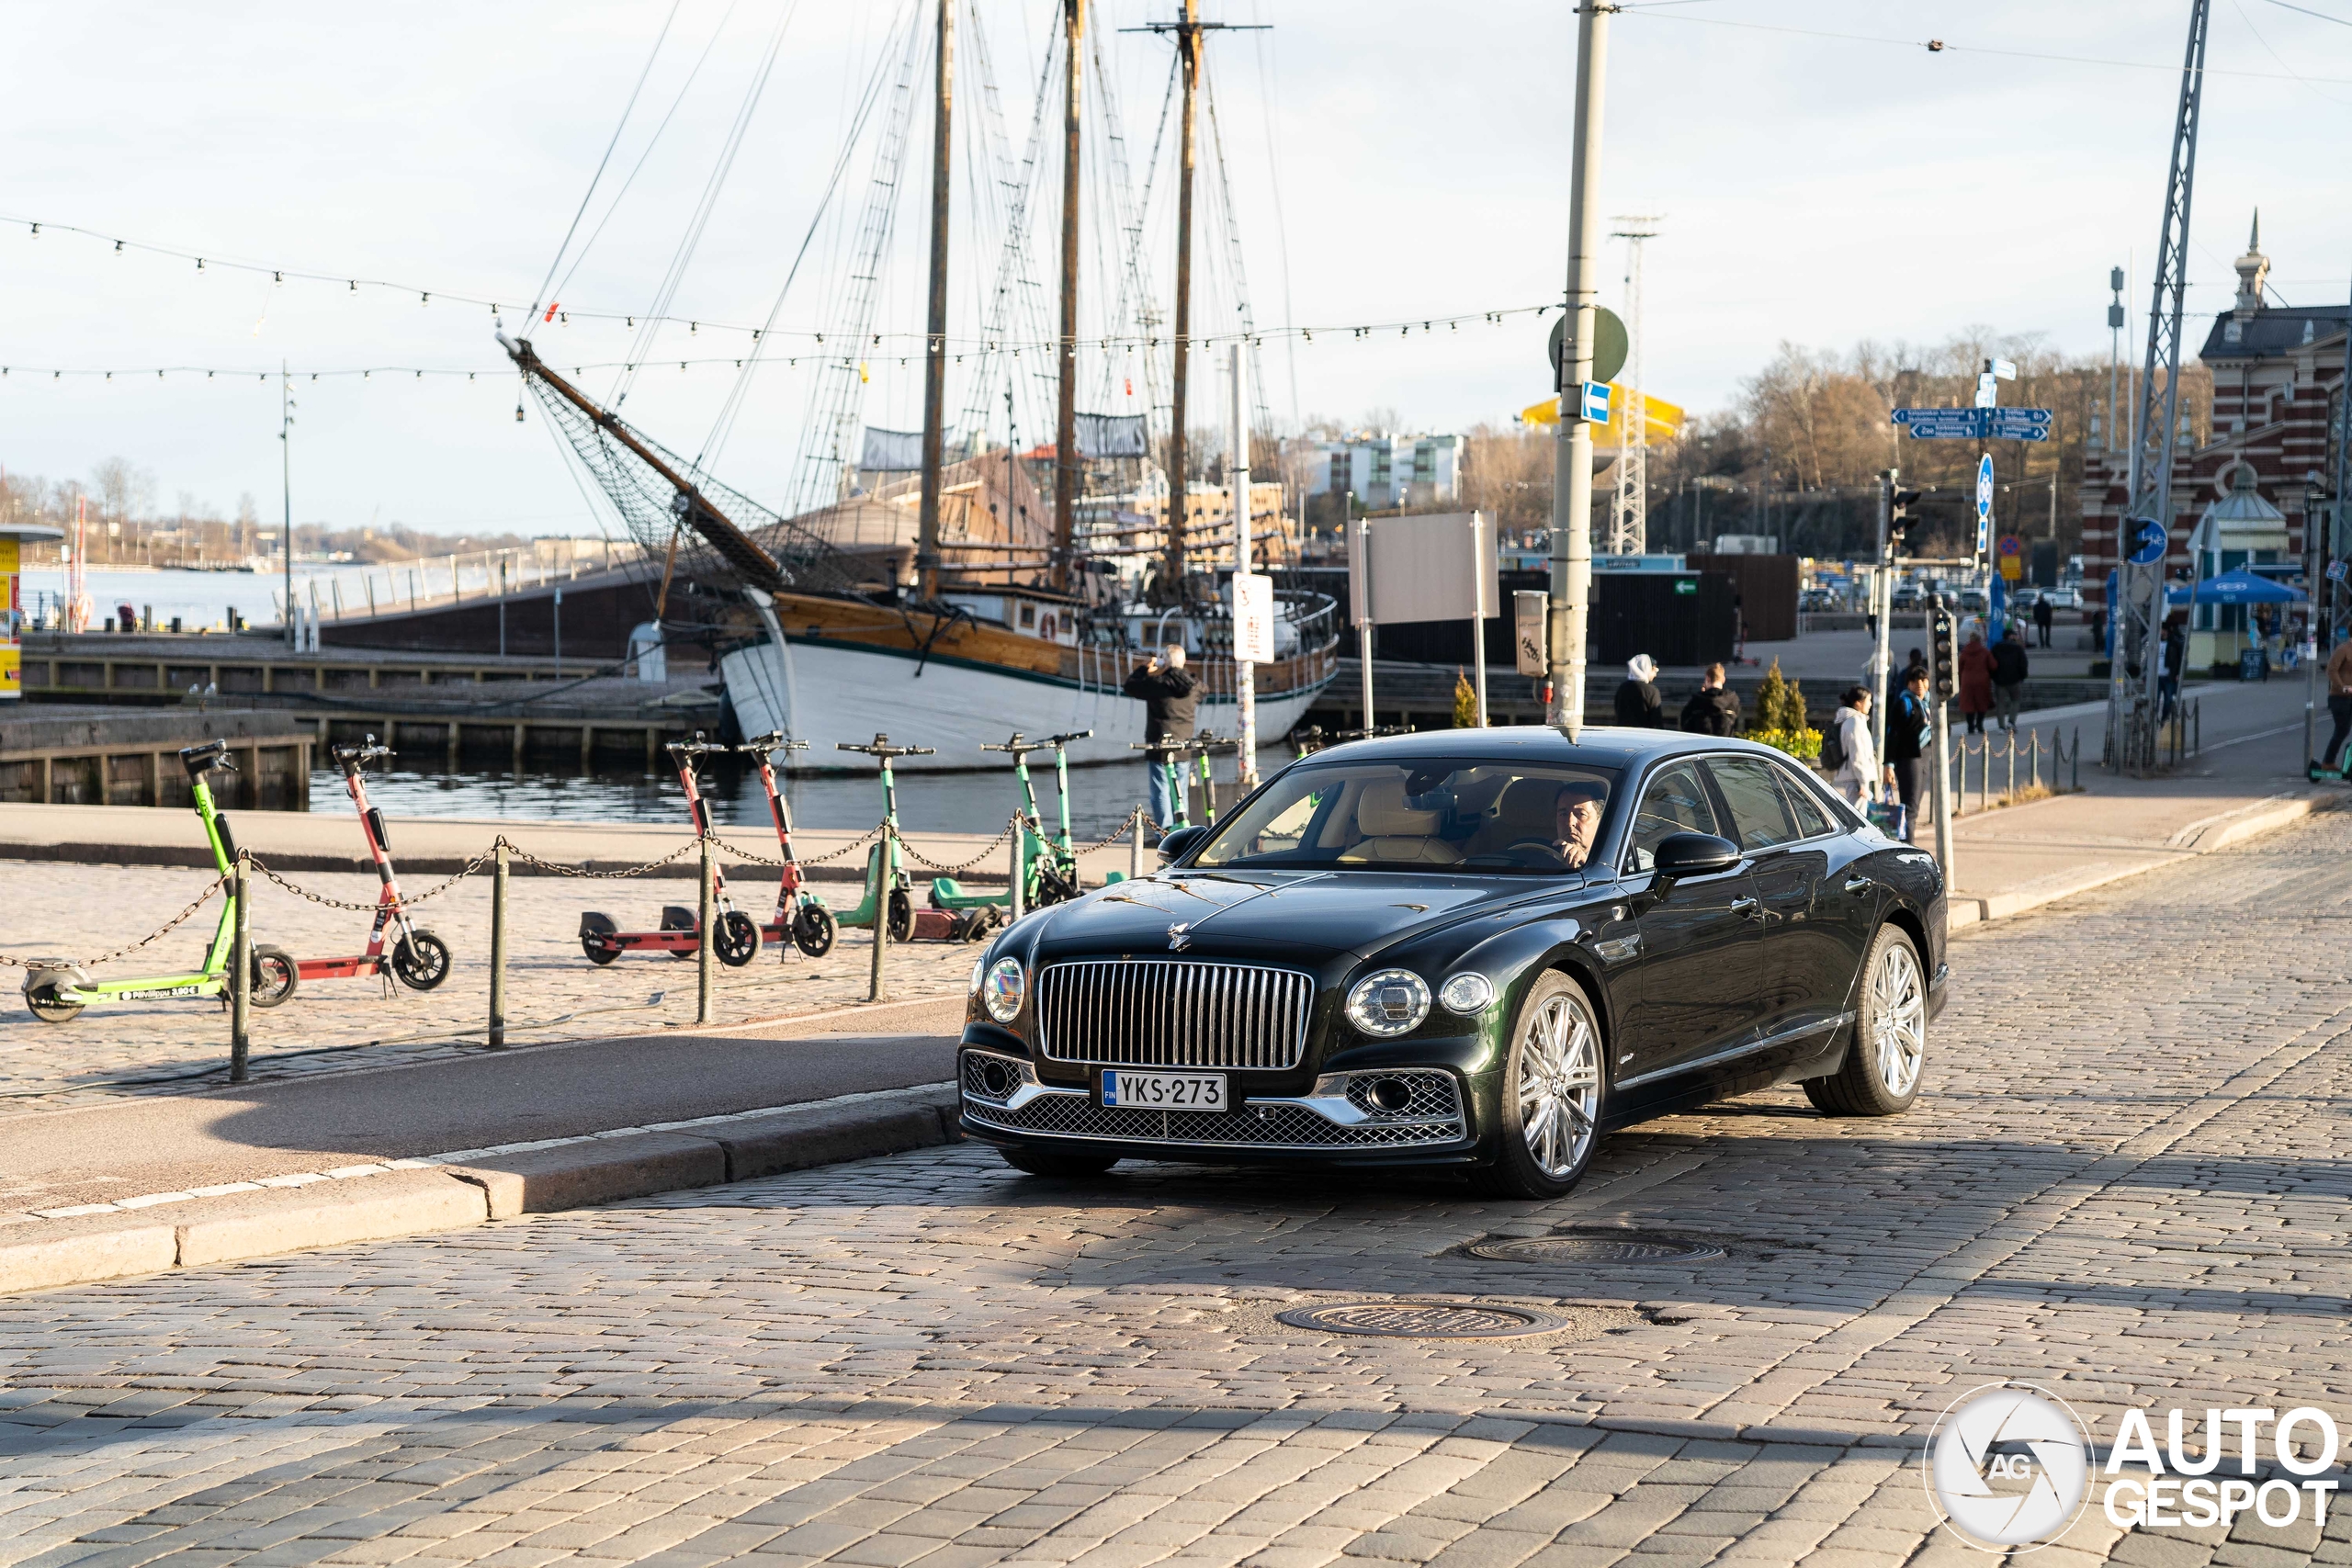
[250,945,300,1009]
[1809,925,1926,1117]
[886,887,915,944]
[999,1145,1120,1178]
[793,903,837,958]
[390,931,452,991]
[24,976,82,1024]
[1474,971,1607,1200]
[714,910,762,968]
[582,939,621,966]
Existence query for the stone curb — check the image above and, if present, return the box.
[1946,789,2341,931]
[0,1089,962,1297]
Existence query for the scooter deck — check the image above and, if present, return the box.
[296,954,384,981]
[62,972,223,1003]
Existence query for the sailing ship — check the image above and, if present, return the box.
[503,0,1337,772]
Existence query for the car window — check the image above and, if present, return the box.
[1193,758,1621,874]
[1625,762,1719,873]
[1774,766,1833,838]
[1706,758,1799,852]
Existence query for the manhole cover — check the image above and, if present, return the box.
[1466,1235,1725,1265]
[1276,1300,1567,1339]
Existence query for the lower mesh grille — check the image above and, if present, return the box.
[964,1066,1466,1151]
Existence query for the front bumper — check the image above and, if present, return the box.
[958,1047,1477,1163]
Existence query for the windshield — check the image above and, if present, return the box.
[1192,758,1622,874]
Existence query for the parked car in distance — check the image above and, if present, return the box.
[2040,586,2084,612]
[1891,584,1923,610]
[958,729,1951,1199]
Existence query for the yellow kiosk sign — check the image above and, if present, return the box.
[0,525,65,701]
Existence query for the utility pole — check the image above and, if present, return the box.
[280,362,294,647]
[1165,0,1200,602]
[1609,216,1659,556]
[2114,0,2210,773]
[2107,265,2125,453]
[1052,0,1083,593]
[916,0,956,604]
[1545,1,1610,739]
[1230,344,1256,784]
[1872,469,1896,761]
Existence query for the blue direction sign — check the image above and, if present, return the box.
[2127,518,2167,566]
[1975,456,1995,556]
[1986,408,2053,442]
[1892,406,2054,441]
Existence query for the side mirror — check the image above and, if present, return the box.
[1157,824,1208,863]
[1653,832,1740,882]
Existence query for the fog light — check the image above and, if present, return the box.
[978,1057,1013,1099]
[1364,1077,1415,1114]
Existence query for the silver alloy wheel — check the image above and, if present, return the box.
[1517,991,1602,1178]
[1871,940,1926,1097]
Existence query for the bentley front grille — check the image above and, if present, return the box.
[1035,960,1314,1071]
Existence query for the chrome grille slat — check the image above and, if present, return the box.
[1036,960,1313,1071]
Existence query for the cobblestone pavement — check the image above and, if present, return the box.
[0,861,978,1110]
[3,814,2350,1565]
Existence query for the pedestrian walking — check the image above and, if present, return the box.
[2159,618,2186,722]
[1958,632,1995,736]
[1885,667,1931,837]
[1679,662,1741,735]
[1123,643,1197,831]
[1991,626,2030,731]
[2033,593,2055,649]
[2325,633,2352,771]
[1827,686,1883,807]
[1613,654,1666,728]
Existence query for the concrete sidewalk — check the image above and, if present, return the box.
[1927,677,2342,927]
[0,994,971,1296]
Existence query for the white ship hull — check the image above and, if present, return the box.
[721,636,1335,772]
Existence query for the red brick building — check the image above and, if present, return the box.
[2080,218,2346,653]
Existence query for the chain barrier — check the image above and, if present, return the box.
[893,822,1015,875]
[0,876,226,970]
[496,835,703,879]
[717,820,886,870]
[1074,813,1143,854]
[248,848,498,912]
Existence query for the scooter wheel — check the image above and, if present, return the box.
[887,889,915,944]
[792,904,837,958]
[23,970,84,1024]
[250,945,300,1009]
[582,940,621,966]
[390,931,453,991]
[715,911,762,968]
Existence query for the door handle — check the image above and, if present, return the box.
[1728,895,1758,915]
[1843,875,1873,894]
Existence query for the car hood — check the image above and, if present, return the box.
[1027,868,1581,961]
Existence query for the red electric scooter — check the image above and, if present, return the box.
[578,735,763,967]
[735,730,837,958]
[294,737,452,990]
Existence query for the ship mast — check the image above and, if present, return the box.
[917,0,955,603]
[1164,0,1199,601]
[1052,0,1084,593]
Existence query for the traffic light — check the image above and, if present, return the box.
[1931,603,1958,700]
[1888,488,1923,553]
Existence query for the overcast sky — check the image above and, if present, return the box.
[4,0,2349,537]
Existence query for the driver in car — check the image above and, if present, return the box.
[1552,781,1606,869]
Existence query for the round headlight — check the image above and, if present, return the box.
[1345,968,1430,1038]
[1438,971,1496,1015]
[981,957,1027,1023]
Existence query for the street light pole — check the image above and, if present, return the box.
[1546,2,1610,739]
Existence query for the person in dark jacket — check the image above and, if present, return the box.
[1124,643,1198,829]
[1957,633,1996,735]
[2032,593,2055,649]
[1612,654,1666,728]
[1885,666,1931,838]
[1990,626,2030,730]
[1679,662,1741,735]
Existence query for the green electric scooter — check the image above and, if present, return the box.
[23,741,299,1022]
[1129,738,1191,832]
[1182,731,1241,826]
[930,729,1091,913]
[833,735,996,944]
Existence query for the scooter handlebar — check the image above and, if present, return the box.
[331,733,394,768]
[1042,729,1093,747]
[177,739,236,778]
[737,731,808,754]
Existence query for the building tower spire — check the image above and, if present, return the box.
[2233,209,2269,318]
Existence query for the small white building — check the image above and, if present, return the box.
[1306,434,1463,510]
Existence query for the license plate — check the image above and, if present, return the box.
[1101,1070,1227,1111]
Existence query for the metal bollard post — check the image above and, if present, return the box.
[229,852,251,1084]
[867,829,892,1003]
[696,831,715,1027]
[2006,733,2017,805]
[1007,816,1025,924]
[488,839,508,1048]
[1128,806,1145,882]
